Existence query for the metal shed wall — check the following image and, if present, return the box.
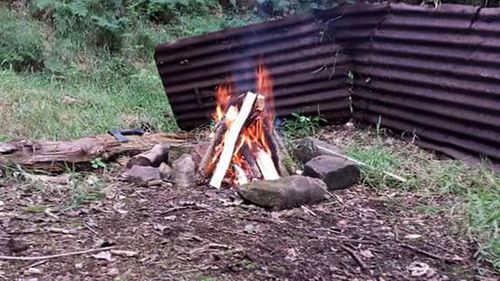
[155,14,351,130]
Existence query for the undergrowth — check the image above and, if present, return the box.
[344,131,500,272]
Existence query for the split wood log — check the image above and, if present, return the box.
[197,117,228,178]
[0,133,190,172]
[127,143,170,168]
[210,92,257,189]
[255,148,280,180]
[272,129,296,174]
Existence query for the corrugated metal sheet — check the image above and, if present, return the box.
[323,3,500,166]
[156,3,500,167]
[155,14,351,130]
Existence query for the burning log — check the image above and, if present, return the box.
[210,92,258,188]
[200,63,290,189]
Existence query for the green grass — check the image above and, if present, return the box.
[344,133,500,271]
[0,4,257,141]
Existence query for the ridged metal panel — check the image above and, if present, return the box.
[155,14,351,130]
[329,3,500,166]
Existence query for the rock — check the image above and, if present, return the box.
[303,155,360,190]
[293,137,343,164]
[168,142,209,167]
[172,153,196,188]
[123,166,161,186]
[159,162,172,180]
[237,175,326,210]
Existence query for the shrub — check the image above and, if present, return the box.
[0,8,45,71]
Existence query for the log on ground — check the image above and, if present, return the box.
[0,133,190,172]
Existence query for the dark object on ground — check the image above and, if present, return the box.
[237,175,326,210]
[159,163,172,180]
[294,137,344,164]
[0,133,189,172]
[127,144,169,168]
[172,153,196,188]
[303,155,360,190]
[107,129,145,143]
[123,166,161,186]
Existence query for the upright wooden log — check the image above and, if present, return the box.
[0,133,189,172]
[210,92,258,189]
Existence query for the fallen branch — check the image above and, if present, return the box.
[341,245,367,270]
[0,246,116,261]
[400,243,460,263]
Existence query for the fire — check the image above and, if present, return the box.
[209,62,277,186]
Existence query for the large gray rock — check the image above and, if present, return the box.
[123,166,161,186]
[303,155,360,190]
[294,137,343,164]
[237,175,327,210]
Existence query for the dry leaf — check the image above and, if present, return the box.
[408,261,435,277]
[360,249,375,259]
[92,251,114,262]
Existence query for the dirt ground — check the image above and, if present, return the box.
[0,128,497,280]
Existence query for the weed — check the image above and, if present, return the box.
[67,174,105,209]
[90,158,106,169]
[283,113,325,140]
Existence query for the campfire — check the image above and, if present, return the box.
[198,63,288,189]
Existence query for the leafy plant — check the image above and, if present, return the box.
[90,157,106,169]
[282,112,325,140]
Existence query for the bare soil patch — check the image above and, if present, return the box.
[0,128,496,280]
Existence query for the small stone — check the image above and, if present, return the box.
[172,154,195,188]
[26,267,42,275]
[123,166,161,186]
[293,137,343,164]
[237,175,326,210]
[303,155,360,190]
[75,263,83,269]
[159,163,172,180]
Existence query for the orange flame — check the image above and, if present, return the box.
[209,62,276,186]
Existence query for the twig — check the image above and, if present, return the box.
[0,246,116,261]
[316,145,407,183]
[83,222,99,235]
[400,244,459,263]
[341,245,367,270]
[23,259,48,269]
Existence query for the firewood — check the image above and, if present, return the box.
[255,148,280,180]
[127,144,169,168]
[197,117,227,178]
[233,164,248,185]
[0,133,189,173]
[210,92,258,189]
[240,144,261,179]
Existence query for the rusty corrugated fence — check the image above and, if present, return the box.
[155,14,351,130]
[155,3,500,167]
